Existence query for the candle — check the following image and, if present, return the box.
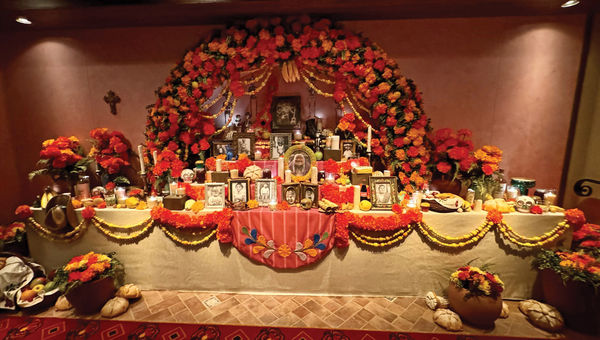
[331,136,340,150]
[169,181,178,196]
[317,118,322,131]
[285,169,292,183]
[115,187,127,204]
[326,173,335,184]
[206,171,213,183]
[383,170,391,176]
[473,199,483,211]
[152,150,158,165]
[176,187,186,196]
[216,159,223,172]
[146,196,158,209]
[138,145,146,174]
[367,126,372,152]
[293,130,303,141]
[351,161,358,169]
[325,137,332,149]
[254,150,262,160]
[230,169,239,178]
[544,191,557,206]
[269,200,278,210]
[311,167,318,184]
[506,186,519,201]
[353,185,361,210]
[277,156,284,178]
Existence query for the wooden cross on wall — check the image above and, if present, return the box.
[104,90,121,115]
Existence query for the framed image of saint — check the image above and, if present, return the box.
[270,133,292,160]
[255,179,277,206]
[284,144,316,183]
[228,178,250,204]
[301,183,319,208]
[282,183,300,205]
[271,96,300,130]
[233,133,255,159]
[205,183,226,209]
[341,140,356,160]
[369,176,399,210]
[212,140,233,157]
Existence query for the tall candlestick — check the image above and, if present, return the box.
[152,150,158,165]
[138,145,146,174]
[285,169,292,183]
[311,167,318,184]
[353,185,361,211]
[216,159,223,172]
[277,156,284,178]
[367,126,372,152]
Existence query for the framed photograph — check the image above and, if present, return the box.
[271,96,301,130]
[301,183,319,208]
[228,178,250,204]
[341,140,356,160]
[233,133,256,159]
[369,177,399,210]
[205,183,226,209]
[270,133,292,160]
[255,179,277,206]
[282,183,300,205]
[212,140,233,157]
[284,144,316,182]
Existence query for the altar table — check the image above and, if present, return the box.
[26,209,569,299]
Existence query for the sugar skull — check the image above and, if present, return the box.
[180,169,195,183]
[515,195,535,213]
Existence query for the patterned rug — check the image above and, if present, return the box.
[0,316,547,340]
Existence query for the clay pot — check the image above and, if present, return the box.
[65,276,115,314]
[430,174,462,195]
[447,283,502,328]
[540,269,600,335]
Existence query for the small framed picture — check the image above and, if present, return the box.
[341,140,356,160]
[301,183,319,208]
[272,96,301,130]
[270,133,292,160]
[255,179,277,206]
[369,176,399,210]
[228,178,250,204]
[205,183,226,209]
[212,140,233,157]
[233,133,256,159]
[282,183,300,205]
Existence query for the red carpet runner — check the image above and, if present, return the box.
[0,316,547,340]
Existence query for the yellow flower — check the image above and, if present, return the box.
[42,139,55,148]
[277,244,292,257]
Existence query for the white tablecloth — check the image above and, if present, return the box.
[26,209,569,299]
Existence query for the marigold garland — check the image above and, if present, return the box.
[159,225,217,246]
[26,217,88,242]
[91,218,154,241]
[150,206,233,229]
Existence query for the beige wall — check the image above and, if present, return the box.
[0,15,587,223]
[564,15,600,209]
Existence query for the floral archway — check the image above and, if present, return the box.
[145,16,430,192]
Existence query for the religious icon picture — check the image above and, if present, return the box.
[282,183,300,205]
[205,183,226,209]
[369,177,399,210]
[212,140,233,158]
[301,183,319,208]
[228,178,250,204]
[284,144,316,182]
[271,96,301,130]
[233,133,256,159]
[341,140,356,160]
[270,133,292,160]
[255,179,277,206]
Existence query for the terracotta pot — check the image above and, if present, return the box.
[430,174,462,195]
[447,283,502,328]
[65,276,115,314]
[540,269,600,335]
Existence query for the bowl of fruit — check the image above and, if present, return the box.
[16,276,61,312]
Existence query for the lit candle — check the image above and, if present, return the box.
[269,200,277,210]
[506,186,519,201]
[115,187,127,204]
[317,118,323,131]
[311,166,318,184]
[277,156,284,178]
[384,170,391,177]
[138,145,146,174]
[325,136,332,149]
[230,169,239,178]
[152,150,158,165]
[169,181,178,196]
[326,173,335,184]
[367,126,372,152]
[353,185,360,210]
[146,196,158,209]
[331,136,340,150]
[206,171,212,183]
[473,199,483,211]
[216,159,222,172]
[285,169,292,183]
[351,161,358,169]
[254,150,262,160]
[294,130,303,141]
[176,187,186,196]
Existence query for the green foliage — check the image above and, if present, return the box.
[534,249,600,290]
[52,252,125,295]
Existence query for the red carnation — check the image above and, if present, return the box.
[81,206,96,220]
[530,205,543,215]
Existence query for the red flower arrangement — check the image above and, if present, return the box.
[152,149,187,179]
[15,205,32,220]
[52,252,124,294]
[89,128,132,175]
[81,206,96,220]
[530,205,543,215]
[0,222,25,242]
[150,206,233,230]
[572,223,600,249]
[486,209,503,224]
[429,128,475,178]
[450,266,504,298]
[472,145,503,176]
[183,182,205,201]
[565,208,586,229]
[276,201,290,210]
[320,184,354,205]
[29,136,89,181]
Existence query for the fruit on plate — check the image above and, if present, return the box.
[44,281,57,292]
[30,277,47,289]
[483,198,512,213]
[359,200,372,211]
[21,289,37,302]
[32,284,45,293]
[126,197,139,209]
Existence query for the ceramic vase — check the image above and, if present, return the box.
[447,282,502,328]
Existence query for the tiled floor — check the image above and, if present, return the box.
[24,290,592,339]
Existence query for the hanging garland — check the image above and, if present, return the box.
[145,15,431,192]
[159,225,217,246]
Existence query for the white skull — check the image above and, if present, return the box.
[516,196,535,213]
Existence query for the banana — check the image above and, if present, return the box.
[291,61,300,82]
[281,62,290,82]
[40,187,56,209]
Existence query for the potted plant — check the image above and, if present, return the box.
[427,128,475,195]
[52,251,124,314]
[0,222,28,256]
[447,265,504,328]
[28,136,90,194]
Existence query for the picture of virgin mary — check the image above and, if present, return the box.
[288,152,310,177]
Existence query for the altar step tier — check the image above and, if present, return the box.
[26,208,571,299]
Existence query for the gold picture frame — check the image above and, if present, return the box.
[340,140,356,160]
[233,132,256,159]
[282,183,300,205]
[284,144,316,183]
[369,176,399,210]
[300,183,319,208]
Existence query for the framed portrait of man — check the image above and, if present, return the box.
[271,96,300,130]
[228,178,250,204]
[284,144,316,182]
[301,183,319,208]
[282,183,300,205]
[255,179,277,206]
[212,140,233,158]
[270,133,292,160]
[205,183,226,209]
[233,133,255,159]
[369,177,399,210]
[341,140,356,160]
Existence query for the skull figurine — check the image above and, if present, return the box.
[180,169,195,183]
[515,195,535,213]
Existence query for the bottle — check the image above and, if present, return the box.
[493,169,507,199]
[194,161,206,184]
[360,184,369,202]
[76,175,91,200]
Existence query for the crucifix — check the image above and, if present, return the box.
[104,90,121,115]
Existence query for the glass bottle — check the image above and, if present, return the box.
[194,161,206,184]
[493,169,507,199]
[360,184,369,202]
[76,175,91,200]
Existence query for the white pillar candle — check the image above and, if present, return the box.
[230,169,239,178]
[367,126,372,152]
[473,199,483,211]
[311,167,318,184]
[138,145,146,174]
[115,187,127,204]
[176,187,186,196]
[254,150,262,160]
[269,200,278,210]
[216,159,223,172]
[383,170,391,176]
[152,150,158,165]
[294,130,303,141]
[146,196,158,209]
[325,136,332,149]
[331,136,340,150]
[169,181,178,196]
[277,156,284,178]
[353,185,361,211]
[285,169,292,183]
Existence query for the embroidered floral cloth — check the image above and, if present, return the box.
[231,207,335,269]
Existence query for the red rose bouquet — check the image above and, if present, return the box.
[450,265,504,298]
[29,136,89,182]
[428,128,475,179]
